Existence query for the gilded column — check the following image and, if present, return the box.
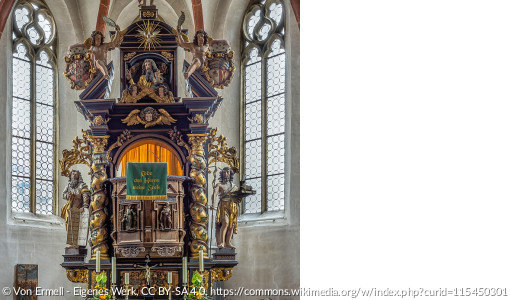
[88,135,110,260]
[187,133,209,258]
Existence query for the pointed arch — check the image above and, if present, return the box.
[241,0,286,214]
[11,0,58,215]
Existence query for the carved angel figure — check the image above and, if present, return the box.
[121,107,177,128]
[172,12,209,79]
[87,25,124,79]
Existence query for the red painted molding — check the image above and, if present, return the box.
[191,0,204,32]
[290,0,300,29]
[0,0,16,39]
[96,0,111,33]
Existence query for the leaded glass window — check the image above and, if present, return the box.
[242,0,286,214]
[11,0,57,215]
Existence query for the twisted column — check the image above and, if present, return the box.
[88,135,110,260]
[187,134,209,258]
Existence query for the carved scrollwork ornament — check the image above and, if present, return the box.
[116,247,146,258]
[59,130,92,177]
[211,268,233,282]
[168,126,191,155]
[151,246,181,257]
[66,269,89,283]
[124,52,137,61]
[161,51,174,61]
[207,128,239,173]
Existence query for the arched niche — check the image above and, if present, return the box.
[110,134,188,178]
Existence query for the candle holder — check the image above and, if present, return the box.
[124,284,130,300]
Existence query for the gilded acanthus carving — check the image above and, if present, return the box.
[91,115,110,125]
[207,128,239,173]
[211,268,233,282]
[161,51,174,61]
[88,135,109,154]
[66,269,88,283]
[124,52,136,61]
[59,130,92,177]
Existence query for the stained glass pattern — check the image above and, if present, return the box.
[37,14,53,43]
[267,94,285,136]
[246,9,261,41]
[36,179,53,215]
[268,3,283,25]
[12,137,31,177]
[245,101,262,140]
[12,177,30,213]
[245,62,262,103]
[27,25,41,44]
[267,52,285,97]
[15,7,30,31]
[244,178,262,213]
[267,174,284,211]
[266,134,285,175]
[11,0,56,215]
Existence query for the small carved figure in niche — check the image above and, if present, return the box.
[211,167,239,249]
[138,59,159,87]
[122,204,137,230]
[130,84,139,96]
[155,83,167,98]
[61,170,91,228]
[173,26,209,79]
[88,25,123,79]
[159,202,173,230]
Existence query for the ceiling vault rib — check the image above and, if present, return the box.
[96,0,112,33]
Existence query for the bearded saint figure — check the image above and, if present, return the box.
[61,170,91,246]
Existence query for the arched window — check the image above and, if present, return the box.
[241,0,285,214]
[11,0,57,215]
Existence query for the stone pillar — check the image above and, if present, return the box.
[88,135,110,260]
[187,133,209,258]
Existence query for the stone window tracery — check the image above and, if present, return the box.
[241,0,286,214]
[11,0,57,215]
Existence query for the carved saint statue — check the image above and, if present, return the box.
[61,170,91,246]
[88,25,123,79]
[159,202,173,230]
[212,167,240,248]
[173,27,209,79]
[122,205,137,230]
[138,58,159,87]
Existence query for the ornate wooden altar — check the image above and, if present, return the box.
[60,4,240,299]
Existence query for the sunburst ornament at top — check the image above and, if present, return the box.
[136,20,161,50]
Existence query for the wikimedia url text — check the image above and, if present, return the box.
[2,286,510,298]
